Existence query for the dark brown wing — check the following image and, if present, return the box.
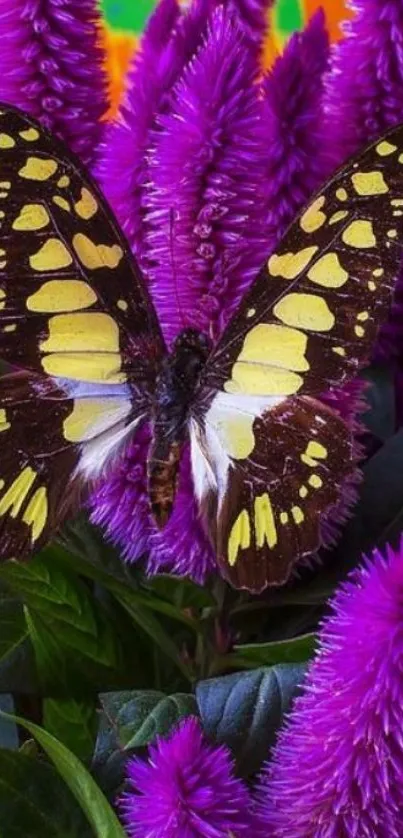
[191,125,403,591]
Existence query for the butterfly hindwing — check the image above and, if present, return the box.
[193,125,403,590]
[0,103,165,405]
[0,370,143,559]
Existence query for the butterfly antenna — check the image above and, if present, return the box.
[169,208,187,331]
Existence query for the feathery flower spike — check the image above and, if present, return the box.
[255,542,403,837]
[120,717,258,837]
[0,0,107,167]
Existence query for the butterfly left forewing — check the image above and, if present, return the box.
[192,124,403,590]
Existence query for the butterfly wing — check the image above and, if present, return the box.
[0,104,164,559]
[191,125,403,591]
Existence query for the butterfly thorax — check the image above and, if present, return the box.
[147,329,211,527]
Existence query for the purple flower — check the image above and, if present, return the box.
[119,717,257,837]
[262,9,330,249]
[255,542,403,837]
[91,5,273,579]
[0,0,107,167]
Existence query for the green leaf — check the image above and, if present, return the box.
[0,712,126,838]
[0,749,91,837]
[229,632,316,668]
[0,597,36,692]
[147,575,215,611]
[0,554,120,670]
[100,690,198,750]
[362,363,396,441]
[196,664,306,777]
[115,592,192,682]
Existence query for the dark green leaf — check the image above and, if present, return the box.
[0,696,17,750]
[99,689,198,750]
[0,597,36,692]
[0,713,126,838]
[0,554,120,670]
[196,664,306,777]
[0,749,91,837]
[229,632,316,668]
[147,575,215,610]
[43,698,97,765]
[362,363,396,441]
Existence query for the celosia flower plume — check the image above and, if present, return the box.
[255,542,403,837]
[120,716,257,837]
[0,0,107,167]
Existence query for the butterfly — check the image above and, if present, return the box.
[0,102,400,593]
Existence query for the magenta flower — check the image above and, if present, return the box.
[0,0,107,167]
[255,542,403,837]
[119,717,257,837]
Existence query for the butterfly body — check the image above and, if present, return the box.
[0,102,401,591]
[148,328,211,526]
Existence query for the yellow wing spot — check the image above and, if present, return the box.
[299,485,308,498]
[393,210,403,216]
[0,134,15,149]
[0,289,5,310]
[117,299,128,311]
[357,311,369,322]
[74,188,98,220]
[280,512,288,525]
[373,268,384,277]
[19,157,58,181]
[228,509,251,566]
[0,248,6,269]
[307,252,348,288]
[206,402,256,459]
[57,175,70,188]
[27,280,97,313]
[342,219,376,249]
[355,325,365,338]
[351,171,389,196]
[398,153,403,163]
[0,409,10,431]
[19,128,39,142]
[53,195,70,212]
[273,293,335,332]
[0,467,36,517]
[391,199,403,206]
[291,506,304,525]
[376,140,397,156]
[368,281,376,291]
[29,238,72,271]
[328,210,349,225]
[3,324,16,333]
[0,181,11,198]
[332,346,346,356]
[40,312,120,353]
[41,352,126,384]
[236,323,309,371]
[224,364,303,397]
[309,474,323,489]
[72,234,123,270]
[336,188,348,201]
[387,229,398,238]
[268,246,318,280]
[254,493,277,549]
[0,211,5,218]
[300,196,326,233]
[247,308,255,318]
[63,398,130,442]
[301,440,327,468]
[12,203,50,231]
[22,486,48,542]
